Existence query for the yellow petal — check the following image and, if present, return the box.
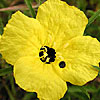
[14,56,67,100]
[0,35,1,40]
[0,35,1,44]
[36,0,88,49]
[53,36,100,86]
[0,11,47,65]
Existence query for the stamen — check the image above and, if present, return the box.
[40,57,47,62]
[39,51,44,57]
[39,46,56,64]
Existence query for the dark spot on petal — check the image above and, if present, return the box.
[59,61,66,68]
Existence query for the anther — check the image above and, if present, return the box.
[39,51,44,57]
[39,46,56,64]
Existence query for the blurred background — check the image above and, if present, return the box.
[0,0,100,100]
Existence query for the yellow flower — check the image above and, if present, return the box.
[0,35,1,40]
[0,35,1,43]
[0,0,100,99]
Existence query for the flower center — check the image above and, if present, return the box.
[39,46,56,64]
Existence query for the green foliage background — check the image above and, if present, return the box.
[0,0,100,100]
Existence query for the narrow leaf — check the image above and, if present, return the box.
[87,10,100,28]
[0,67,13,76]
[22,92,37,100]
[3,82,16,100]
[81,87,90,99]
[92,65,100,71]
[22,93,34,100]
[68,85,97,93]
[24,0,36,18]
[9,75,16,96]
[68,86,90,100]
[92,65,100,75]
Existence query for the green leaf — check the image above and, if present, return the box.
[68,86,90,100]
[62,86,92,100]
[87,10,100,28]
[9,75,16,96]
[92,65,100,75]
[24,0,36,18]
[22,93,34,100]
[68,86,93,98]
[73,92,89,100]
[68,86,83,93]
[92,65,100,71]
[81,87,90,99]
[77,0,87,11]
[22,92,37,100]
[3,82,16,100]
[0,18,4,34]
[87,10,95,16]
[0,67,13,76]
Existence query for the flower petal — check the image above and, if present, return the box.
[0,11,47,65]
[53,36,100,85]
[0,35,1,40]
[14,56,67,100]
[36,0,88,49]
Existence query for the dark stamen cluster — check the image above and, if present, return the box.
[39,46,56,64]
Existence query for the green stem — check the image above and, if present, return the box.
[87,10,100,28]
[0,18,4,34]
[3,81,15,100]
[68,96,71,100]
[24,0,36,18]
[39,0,42,5]
[0,67,12,76]
[22,93,35,100]
[9,74,16,97]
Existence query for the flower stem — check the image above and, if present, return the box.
[24,0,36,18]
[87,10,100,28]
[9,74,16,97]
[3,81,16,100]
